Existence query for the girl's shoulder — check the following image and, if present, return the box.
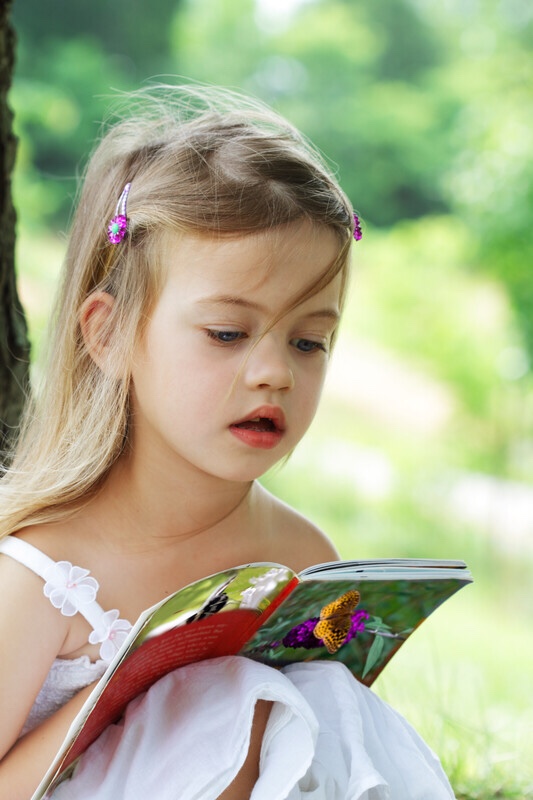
[0,523,92,629]
[0,523,105,656]
[0,524,74,609]
[6,520,86,563]
[254,485,340,572]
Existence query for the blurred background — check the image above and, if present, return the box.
[8,0,533,797]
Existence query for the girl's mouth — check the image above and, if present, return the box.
[233,417,278,433]
[229,409,285,449]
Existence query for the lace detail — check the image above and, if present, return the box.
[20,656,108,737]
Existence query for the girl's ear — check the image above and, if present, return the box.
[79,291,123,376]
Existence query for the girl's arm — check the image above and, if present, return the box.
[0,555,90,799]
[0,681,97,800]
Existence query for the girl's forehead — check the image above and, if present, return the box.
[160,222,341,295]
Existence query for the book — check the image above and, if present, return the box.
[33,558,472,798]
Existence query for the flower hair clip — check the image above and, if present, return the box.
[353,213,362,241]
[107,182,131,244]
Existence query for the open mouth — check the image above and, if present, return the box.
[230,408,286,449]
[229,405,285,450]
[233,417,279,433]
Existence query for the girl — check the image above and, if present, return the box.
[0,85,455,799]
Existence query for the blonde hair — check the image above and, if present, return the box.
[0,83,355,536]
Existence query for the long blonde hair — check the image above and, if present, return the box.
[0,84,355,536]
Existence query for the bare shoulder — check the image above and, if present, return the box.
[7,520,79,561]
[255,484,340,572]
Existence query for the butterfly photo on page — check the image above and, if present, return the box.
[313,589,363,654]
[244,584,415,681]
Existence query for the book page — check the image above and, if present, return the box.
[301,558,471,580]
[241,572,470,686]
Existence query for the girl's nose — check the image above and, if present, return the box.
[243,334,295,392]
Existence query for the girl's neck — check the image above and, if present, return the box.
[87,449,257,552]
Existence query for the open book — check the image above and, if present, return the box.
[33,558,472,798]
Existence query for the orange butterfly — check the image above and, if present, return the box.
[313,589,361,654]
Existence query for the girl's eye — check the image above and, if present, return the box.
[291,338,327,354]
[206,329,247,344]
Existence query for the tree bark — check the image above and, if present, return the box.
[0,0,30,461]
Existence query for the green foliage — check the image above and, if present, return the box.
[345,218,508,416]
[10,0,183,225]
[174,0,454,226]
[12,0,179,75]
[424,1,533,359]
[11,41,126,226]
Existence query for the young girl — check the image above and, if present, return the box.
[0,85,455,800]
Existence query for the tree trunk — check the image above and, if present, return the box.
[0,0,30,461]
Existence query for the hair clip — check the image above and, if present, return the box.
[107,182,131,244]
[353,213,362,241]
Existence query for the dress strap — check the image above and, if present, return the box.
[0,535,132,663]
[0,534,61,581]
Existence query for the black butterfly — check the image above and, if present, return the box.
[185,573,237,624]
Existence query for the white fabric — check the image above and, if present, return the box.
[0,535,56,581]
[52,657,455,800]
[21,656,107,737]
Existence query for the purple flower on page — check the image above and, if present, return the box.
[344,610,370,643]
[43,561,99,617]
[282,609,369,650]
[282,617,320,649]
[89,609,132,662]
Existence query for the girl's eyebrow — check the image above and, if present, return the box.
[197,295,263,311]
[196,295,340,322]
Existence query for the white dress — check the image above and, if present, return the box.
[0,537,455,800]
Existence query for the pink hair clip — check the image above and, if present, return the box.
[107,182,131,244]
[353,213,362,241]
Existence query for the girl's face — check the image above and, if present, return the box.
[128,221,343,484]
